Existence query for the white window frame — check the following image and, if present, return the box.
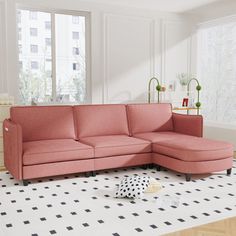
[16,5,91,104]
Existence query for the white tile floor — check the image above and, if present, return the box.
[0,162,236,236]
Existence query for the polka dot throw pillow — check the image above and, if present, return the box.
[115,176,150,199]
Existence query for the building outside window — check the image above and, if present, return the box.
[45,21,51,30]
[72,16,79,24]
[45,38,51,47]
[30,45,38,53]
[73,47,79,55]
[31,61,39,69]
[17,9,90,105]
[29,11,37,20]
[30,27,37,36]
[72,62,79,71]
[18,44,22,54]
[72,31,79,39]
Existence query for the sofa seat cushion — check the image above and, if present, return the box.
[152,137,233,162]
[80,135,151,158]
[134,131,190,143]
[23,139,94,166]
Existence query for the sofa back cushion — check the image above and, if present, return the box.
[127,103,173,135]
[11,106,75,142]
[74,104,129,138]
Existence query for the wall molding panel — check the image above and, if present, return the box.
[103,13,193,104]
[103,13,157,103]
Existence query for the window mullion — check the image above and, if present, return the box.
[51,12,56,102]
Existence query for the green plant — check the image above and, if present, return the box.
[177,73,191,86]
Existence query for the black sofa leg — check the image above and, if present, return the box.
[227,168,232,176]
[185,174,191,182]
[23,180,29,186]
[148,163,154,169]
[142,164,148,170]
[156,165,161,171]
[85,172,91,177]
[91,171,96,177]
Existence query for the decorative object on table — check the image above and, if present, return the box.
[176,73,191,91]
[148,77,161,103]
[115,176,162,199]
[182,98,189,107]
[161,86,166,92]
[168,80,176,91]
[187,78,201,115]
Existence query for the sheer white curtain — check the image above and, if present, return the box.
[197,18,236,125]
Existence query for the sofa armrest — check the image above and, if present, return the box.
[172,113,203,137]
[3,119,23,180]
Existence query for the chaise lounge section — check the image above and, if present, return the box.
[3,103,234,185]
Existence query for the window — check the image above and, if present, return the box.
[18,44,22,54]
[45,21,51,30]
[17,9,90,105]
[18,28,22,40]
[17,11,21,23]
[73,47,79,55]
[29,11,37,20]
[72,16,79,24]
[30,45,38,53]
[72,31,79,39]
[45,38,51,46]
[30,28,37,36]
[72,62,79,71]
[31,61,39,70]
[19,61,23,70]
[197,19,236,125]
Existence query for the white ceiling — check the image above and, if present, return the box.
[85,0,222,13]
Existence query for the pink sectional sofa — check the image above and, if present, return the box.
[3,103,233,185]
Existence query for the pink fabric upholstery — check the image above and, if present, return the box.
[23,139,94,165]
[127,103,173,135]
[74,104,129,139]
[2,103,234,181]
[134,131,189,143]
[95,153,152,171]
[23,159,94,179]
[3,119,23,180]
[172,113,203,137]
[11,106,75,141]
[153,153,233,174]
[81,135,151,158]
[152,137,233,162]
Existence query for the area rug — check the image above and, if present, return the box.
[0,161,236,236]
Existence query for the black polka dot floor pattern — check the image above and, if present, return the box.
[0,160,236,236]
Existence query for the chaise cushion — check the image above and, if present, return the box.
[134,131,189,143]
[23,139,94,165]
[127,103,173,135]
[74,105,129,139]
[11,106,75,142]
[152,137,233,162]
[80,135,151,158]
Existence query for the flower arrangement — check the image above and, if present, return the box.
[176,73,192,86]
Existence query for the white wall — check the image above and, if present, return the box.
[0,0,194,104]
